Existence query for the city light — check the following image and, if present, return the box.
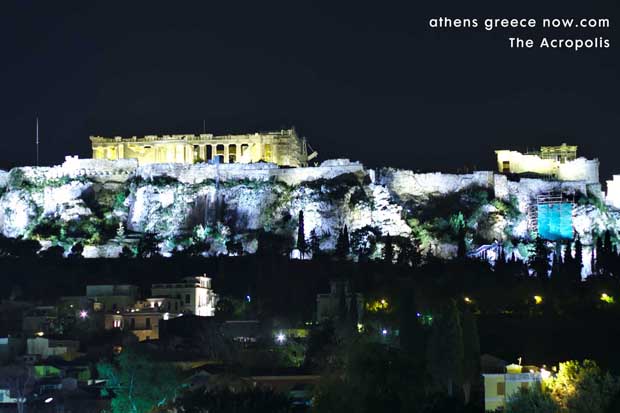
[381,329,388,336]
[44,398,53,403]
[275,332,286,344]
[600,293,615,304]
[464,297,472,304]
[534,295,543,305]
[79,310,88,319]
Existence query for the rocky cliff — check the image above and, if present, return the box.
[0,158,617,264]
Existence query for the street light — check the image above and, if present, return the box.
[275,332,286,344]
[79,310,88,319]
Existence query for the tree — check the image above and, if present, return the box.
[505,387,559,413]
[335,225,350,258]
[547,360,620,413]
[426,300,464,397]
[530,237,550,280]
[176,387,290,413]
[556,360,619,413]
[461,305,480,404]
[310,228,321,258]
[0,364,34,413]
[97,348,183,413]
[137,233,160,258]
[574,236,583,280]
[456,223,467,259]
[397,236,421,267]
[39,245,65,259]
[296,210,307,257]
[120,245,136,258]
[68,242,84,259]
[313,341,428,413]
[383,234,394,264]
[399,287,425,357]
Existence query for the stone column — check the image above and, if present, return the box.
[224,144,230,163]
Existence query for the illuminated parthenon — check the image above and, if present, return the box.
[90,128,316,167]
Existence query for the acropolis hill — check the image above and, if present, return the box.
[0,133,619,274]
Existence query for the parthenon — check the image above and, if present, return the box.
[90,128,316,167]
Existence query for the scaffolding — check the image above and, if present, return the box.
[528,192,575,239]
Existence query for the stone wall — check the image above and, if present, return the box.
[375,169,494,199]
[557,158,599,183]
[606,175,620,209]
[136,159,365,186]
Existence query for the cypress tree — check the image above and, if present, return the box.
[461,306,481,405]
[457,223,467,259]
[529,236,550,280]
[309,229,321,258]
[596,236,605,276]
[427,300,464,398]
[383,233,394,264]
[335,226,350,258]
[296,210,307,257]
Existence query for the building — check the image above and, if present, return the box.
[606,175,620,209]
[495,143,599,183]
[86,284,138,313]
[151,276,217,317]
[316,280,363,323]
[22,306,58,336]
[26,337,80,361]
[105,307,163,342]
[90,128,316,167]
[483,363,550,411]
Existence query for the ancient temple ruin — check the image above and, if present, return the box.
[90,128,317,167]
[495,143,599,183]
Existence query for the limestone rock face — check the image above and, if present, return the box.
[0,160,617,261]
[0,189,38,238]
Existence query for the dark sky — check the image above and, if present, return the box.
[2,1,619,180]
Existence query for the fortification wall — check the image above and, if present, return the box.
[607,175,620,209]
[557,158,599,183]
[136,159,365,186]
[376,169,494,199]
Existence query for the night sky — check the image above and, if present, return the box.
[2,1,619,180]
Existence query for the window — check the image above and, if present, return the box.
[502,160,510,173]
[497,382,505,396]
[185,294,190,304]
[145,318,151,329]
[130,318,135,329]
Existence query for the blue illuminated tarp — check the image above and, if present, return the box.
[537,203,573,240]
